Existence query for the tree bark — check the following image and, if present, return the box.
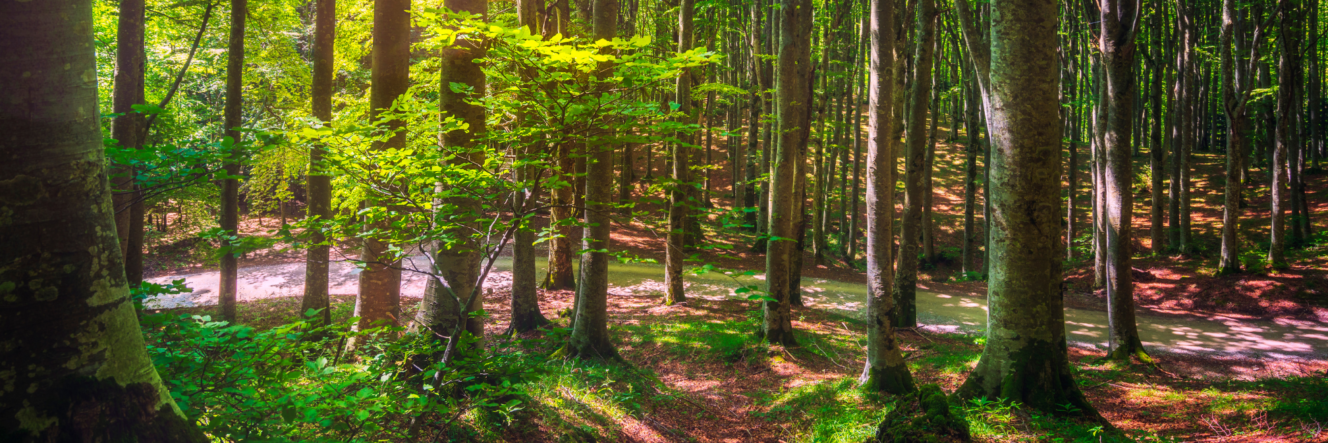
[762,0,810,346]
[568,0,620,360]
[954,0,1096,416]
[110,0,146,287]
[892,0,935,328]
[1100,0,1148,360]
[302,0,335,328]
[859,0,915,395]
[0,0,208,437]
[218,0,247,324]
[416,0,488,345]
[351,0,410,347]
[510,0,551,334]
[665,0,695,306]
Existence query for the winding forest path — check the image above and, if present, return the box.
[148,257,1328,360]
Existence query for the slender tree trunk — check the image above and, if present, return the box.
[351,0,410,346]
[1101,0,1147,360]
[510,0,551,334]
[545,142,577,290]
[665,0,695,306]
[1271,1,1298,267]
[0,0,207,436]
[963,77,980,274]
[568,0,620,359]
[762,0,810,346]
[859,0,914,394]
[218,0,247,324]
[302,0,335,328]
[848,23,867,261]
[892,0,935,328]
[954,0,1096,416]
[1149,10,1167,255]
[922,61,939,263]
[416,0,488,344]
[111,0,146,286]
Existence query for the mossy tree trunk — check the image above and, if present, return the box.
[860,0,915,395]
[953,0,1096,416]
[0,0,207,438]
[302,0,335,328]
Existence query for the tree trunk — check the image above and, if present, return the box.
[1149,9,1167,255]
[351,0,410,347]
[1101,0,1147,360]
[762,0,810,346]
[111,0,146,287]
[218,0,247,324]
[892,0,935,329]
[510,0,551,334]
[302,0,335,328]
[568,0,620,359]
[416,0,488,345]
[963,77,980,274]
[954,0,1096,417]
[1271,0,1298,267]
[545,143,578,290]
[0,0,207,436]
[859,0,915,394]
[665,0,695,306]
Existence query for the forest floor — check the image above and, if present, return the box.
[141,125,1328,441]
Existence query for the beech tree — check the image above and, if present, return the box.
[892,0,937,328]
[218,0,247,324]
[351,0,411,346]
[0,0,207,438]
[860,0,915,395]
[302,0,335,328]
[955,0,1096,415]
[762,0,811,346]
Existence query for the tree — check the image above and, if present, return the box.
[415,0,489,343]
[954,0,1096,415]
[218,0,247,324]
[1271,0,1299,266]
[0,0,207,438]
[352,0,410,346]
[762,0,811,346]
[1216,0,1272,275]
[110,0,147,287]
[859,0,915,395]
[509,0,552,334]
[567,0,620,359]
[665,0,695,306]
[1099,0,1148,360]
[893,0,937,328]
[302,0,335,329]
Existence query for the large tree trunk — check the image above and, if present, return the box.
[665,0,695,306]
[351,0,410,347]
[954,0,1096,416]
[0,0,207,437]
[892,0,935,329]
[509,0,551,334]
[762,0,810,346]
[302,0,335,328]
[859,0,915,394]
[568,0,620,359]
[1101,0,1147,360]
[111,0,146,286]
[416,0,488,345]
[218,0,247,324]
